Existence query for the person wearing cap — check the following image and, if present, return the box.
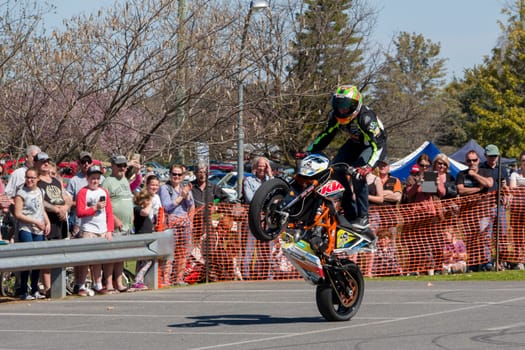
[76,165,115,295]
[376,158,402,205]
[67,151,97,198]
[372,158,402,244]
[102,154,134,292]
[480,144,510,192]
[66,152,98,200]
[372,159,402,231]
[480,144,510,270]
[34,152,72,240]
[34,151,72,297]
[66,151,106,294]
[66,151,105,236]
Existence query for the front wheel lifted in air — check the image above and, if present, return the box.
[248,178,290,241]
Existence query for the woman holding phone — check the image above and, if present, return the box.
[75,165,114,296]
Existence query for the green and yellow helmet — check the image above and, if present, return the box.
[331,85,362,125]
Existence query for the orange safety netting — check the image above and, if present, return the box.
[157,189,525,285]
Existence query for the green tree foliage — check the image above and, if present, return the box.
[371,32,448,157]
[451,2,525,158]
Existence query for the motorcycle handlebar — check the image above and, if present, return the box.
[332,163,356,175]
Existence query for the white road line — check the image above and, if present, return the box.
[486,322,525,331]
[187,295,525,350]
[0,329,289,336]
[0,300,472,307]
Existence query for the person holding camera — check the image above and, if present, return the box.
[75,165,114,295]
[125,153,143,192]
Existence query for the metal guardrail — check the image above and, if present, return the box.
[0,229,174,298]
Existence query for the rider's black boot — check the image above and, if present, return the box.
[360,227,376,243]
[349,216,370,231]
[350,216,376,244]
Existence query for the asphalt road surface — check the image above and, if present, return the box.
[1,280,524,350]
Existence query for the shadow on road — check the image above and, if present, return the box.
[169,314,323,328]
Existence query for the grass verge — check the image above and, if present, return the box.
[370,269,525,281]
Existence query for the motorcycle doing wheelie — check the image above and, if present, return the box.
[248,153,375,321]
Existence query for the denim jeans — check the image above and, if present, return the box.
[480,205,508,263]
[18,230,44,295]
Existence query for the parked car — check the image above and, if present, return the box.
[208,170,227,185]
[212,172,254,202]
[209,162,235,172]
[141,161,170,182]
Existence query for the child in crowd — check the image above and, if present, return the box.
[132,189,154,289]
[76,165,114,296]
[442,231,467,274]
[372,229,402,276]
[13,168,51,300]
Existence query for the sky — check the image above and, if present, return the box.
[369,0,508,80]
[45,0,509,81]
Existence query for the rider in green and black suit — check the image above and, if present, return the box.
[307,85,387,241]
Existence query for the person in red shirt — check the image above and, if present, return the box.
[75,165,114,295]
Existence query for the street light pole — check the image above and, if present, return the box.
[237,0,269,200]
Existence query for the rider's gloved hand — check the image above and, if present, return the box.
[354,165,372,180]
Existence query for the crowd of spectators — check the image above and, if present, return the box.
[357,143,518,276]
[1,142,523,299]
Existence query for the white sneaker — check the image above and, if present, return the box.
[32,291,46,300]
[21,294,35,300]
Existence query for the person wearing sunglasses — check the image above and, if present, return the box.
[34,152,72,298]
[456,150,493,196]
[159,163,194,286]
[401,153,439,275]
[403,153,432,204]
[456,150,494,272]
[432,153,457,200]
